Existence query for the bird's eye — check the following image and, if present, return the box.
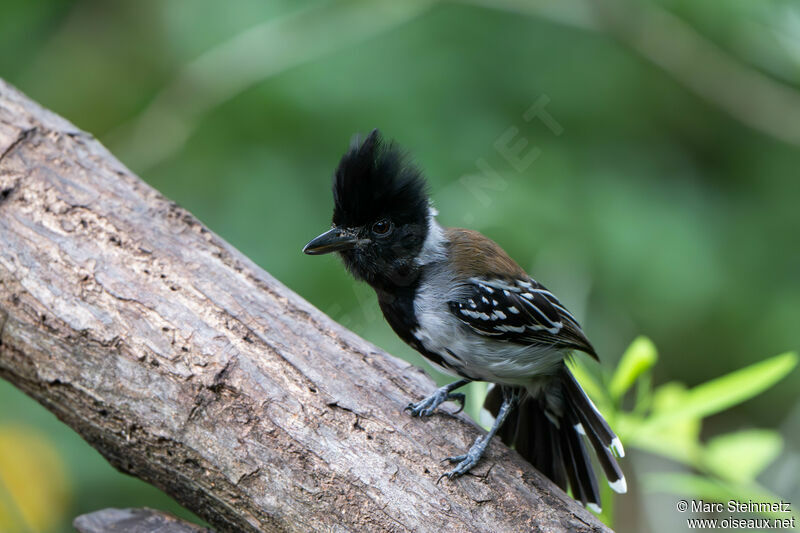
[372,219,392,236]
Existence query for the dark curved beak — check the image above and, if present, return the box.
[303,227,358,255]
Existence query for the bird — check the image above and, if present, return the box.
[303,129,625,512]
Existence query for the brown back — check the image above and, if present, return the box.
[445,227,528,279]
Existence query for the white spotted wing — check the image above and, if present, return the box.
[448,278,597,357]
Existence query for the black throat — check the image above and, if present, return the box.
[375,273,425,352]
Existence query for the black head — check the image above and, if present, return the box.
[303,129,431,290]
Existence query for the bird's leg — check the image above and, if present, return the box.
[440,387,521,480]
[405,379,471,417]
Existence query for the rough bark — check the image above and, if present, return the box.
[74,508,211,533]
[0,78,611,533]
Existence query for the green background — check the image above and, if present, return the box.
[1,1,798,531]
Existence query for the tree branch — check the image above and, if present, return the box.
[0,78,610,533]
[74,508,211,533]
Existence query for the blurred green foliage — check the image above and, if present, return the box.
[1,0,799,531]
[570,338,797,526]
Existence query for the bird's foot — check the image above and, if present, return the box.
[405,387,466,417]
[439,435,488,480]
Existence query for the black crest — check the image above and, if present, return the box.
[332,129,429,228]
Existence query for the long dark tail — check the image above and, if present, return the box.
[483,367,626,511]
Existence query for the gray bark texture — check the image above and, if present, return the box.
[74,508,211,533]
[0,78,612,533]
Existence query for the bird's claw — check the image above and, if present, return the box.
[448,392,466,414]
[438,437,486,481]
[404,398,436,417]
[405,388,465,417]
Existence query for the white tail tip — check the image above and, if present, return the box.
[609,476,627,494]
[587,502,602,514]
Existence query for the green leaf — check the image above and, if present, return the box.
[703,430,782,484]
[639,352,797,432]
[632,369,654,415]
[609,336,658,400]
[650,382,690,414]
[623,383,701,465]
